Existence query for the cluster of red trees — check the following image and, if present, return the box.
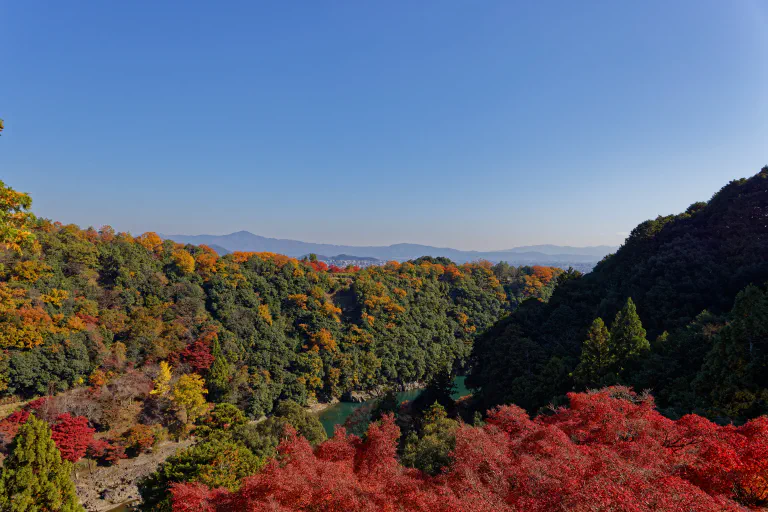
[0,404,97,463]
[171,387,768,511]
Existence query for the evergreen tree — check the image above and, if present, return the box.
[573,317,614,387]
[207,336,232,401]
[0,414,84,512]
[412,369,457,416]
[695,285,768,419]
[609,298,650,373]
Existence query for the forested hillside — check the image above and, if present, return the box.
[0,192,513,414]
[469,167,768,421]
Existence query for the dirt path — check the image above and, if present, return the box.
[75,438,195,512]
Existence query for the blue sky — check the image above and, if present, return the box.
[1,1,766,250]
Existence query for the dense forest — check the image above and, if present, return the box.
[0,183,567,410]
[469,167,768,422]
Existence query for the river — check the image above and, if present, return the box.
[316,376,470,437]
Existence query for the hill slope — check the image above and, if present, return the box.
[469,167,768,419]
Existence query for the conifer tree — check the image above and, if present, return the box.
[574,317,614,387]
[207,336,232,401]
[696,284,768,418]
[609,298,650,369]
[0,414,84,512]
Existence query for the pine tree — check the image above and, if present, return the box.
[0,414,84,512]
[207,336,232,401]
[696,284,768,418]
[609,298,650,372]
[573,317,614,387]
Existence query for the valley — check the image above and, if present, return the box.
[0,168,767,511]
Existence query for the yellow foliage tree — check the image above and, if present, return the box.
[0,180,37,254]
[11,260,52,282]
[136,232,164,253]
[151,361,173,396]
[310,328,337,352]
[195,252,218,278]
[172,249,195,274]
[288,294,309,310]
[171,373,209,423]
[41,289,69,307]
[258,304,273,325]
[321,301,342,321]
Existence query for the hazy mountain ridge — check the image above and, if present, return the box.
[163,231,616,265]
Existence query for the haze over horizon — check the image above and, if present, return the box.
[2,1,767,249]
[163,228,619,253]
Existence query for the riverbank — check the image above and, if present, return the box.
[75,438,195,512]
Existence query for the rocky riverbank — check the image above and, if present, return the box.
[341,381,425,403]
[75,438,196,512]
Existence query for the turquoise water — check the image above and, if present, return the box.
[317,376,470,437]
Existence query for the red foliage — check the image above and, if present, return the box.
[87,438,127,465]
[50,413,95,462]
[179,335,215,373]
[171,387,768,511]
[26,397,48,411]
[0,410,30,447]
[306,261,329,272]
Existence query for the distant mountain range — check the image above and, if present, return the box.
[163,231,617,266]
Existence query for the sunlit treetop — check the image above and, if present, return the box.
[0,180,37,254]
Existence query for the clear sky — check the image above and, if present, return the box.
[1,1,766,250]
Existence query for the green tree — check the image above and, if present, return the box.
[258,400,327,446]
[609,298,650,372]
[402,402,458,475]
[0,414,84,512]
[412,369,457,415]
[695,285,768,419]
[573,317,614,387]
[138,438,263,512]
[207,336,232,401]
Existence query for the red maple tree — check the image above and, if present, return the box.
[50,413,95,462]
[171,387,768,511]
